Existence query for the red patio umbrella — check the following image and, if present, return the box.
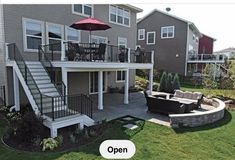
[70,17,111,42]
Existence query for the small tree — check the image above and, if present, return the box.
[166,73,173,93]
[202,64,218,89]
[159,72,167,92]
[172,74,181,91]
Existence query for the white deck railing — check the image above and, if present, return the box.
[188,54,225,63]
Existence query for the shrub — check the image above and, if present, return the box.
[172,74,181,90]
[55,135,63,146]
[202,64,219,89]
[40,138,59,151]
[166,73,173,93]
[12,111,47,144]
[159,72,167,92]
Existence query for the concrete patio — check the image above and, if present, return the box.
[91,92,171,126]
[90,91,217,127]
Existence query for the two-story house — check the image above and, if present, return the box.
[0,4,154,137]
[137,9,225,76]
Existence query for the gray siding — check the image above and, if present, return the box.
[68,70,135,95]
[3,4,137,60]
[137,11,188,75]
[3,4,138,99]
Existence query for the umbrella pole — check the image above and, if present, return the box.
[90,30,91,61]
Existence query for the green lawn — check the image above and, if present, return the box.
[1,111,235,160]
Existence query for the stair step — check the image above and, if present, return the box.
[25,61,41,65]
[31,72,48,76]
[33,76,50,80]
[37,83,56,89]
[27,65,44,69]
[40,87,57,92]
[44,92,60,97]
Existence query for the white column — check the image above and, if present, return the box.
[61,40,65,61]
[50,126,58,138]
[98,71,103,110]
[62,68,68,95]
[13,69,20,111]
[124,69,129,104]
[148,68,153,95]
[127,48,131,63]
[151,50,154,64]
[5,43,9,61]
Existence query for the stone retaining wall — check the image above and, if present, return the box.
[169,98,225,128]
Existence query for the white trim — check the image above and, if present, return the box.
[46,22,64,50]
[161,26,175,39]
[122,4,143,12]
[65,26,81,43]
[22,17,45,52]
[116,70,126,83]
[89,71,107,95]
[146,31,156,45]
[118,37,127,48]
[71,4,94,17]
[109,5,131,28]
[138,29,145,40]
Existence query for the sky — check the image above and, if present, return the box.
[134,3,235,52]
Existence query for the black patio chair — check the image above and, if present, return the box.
[96,43,106,61]
[67,43,78,61]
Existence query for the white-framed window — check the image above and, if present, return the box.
[22,18,44,52]
[161,26,175,39]
[72,4,93,17]
[109,5,130,27]
[116,70,126,82]
[138,29,145,40]
[90,35,108,44]
[147,32,156,45]
[65,26,80,43]
[46,23,64,51]
[118,37,127,48]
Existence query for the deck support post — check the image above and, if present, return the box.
[12,69,20,111]
[61,40,65,61]
[50,126,58,138]
[148,68,153,95]
[124,69,129,104]
[62,68,68,96]
[98,71,103,110]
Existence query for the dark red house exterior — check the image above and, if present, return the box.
[198,34,216,54]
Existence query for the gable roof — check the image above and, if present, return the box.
[138,8,201,36]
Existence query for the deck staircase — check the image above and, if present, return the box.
[8,43,94,137]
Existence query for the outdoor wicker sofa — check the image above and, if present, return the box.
[171,90,203,109]
[144,92,186,114]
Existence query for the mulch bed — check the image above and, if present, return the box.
[2,120,108,152]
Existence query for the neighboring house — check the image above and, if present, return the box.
[137,9,225,76]
[0,4,154,137]
[196,34,216,73]
[199,34,216,54]
[214,47,235,59]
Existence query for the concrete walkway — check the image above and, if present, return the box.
[92,92,171,127]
